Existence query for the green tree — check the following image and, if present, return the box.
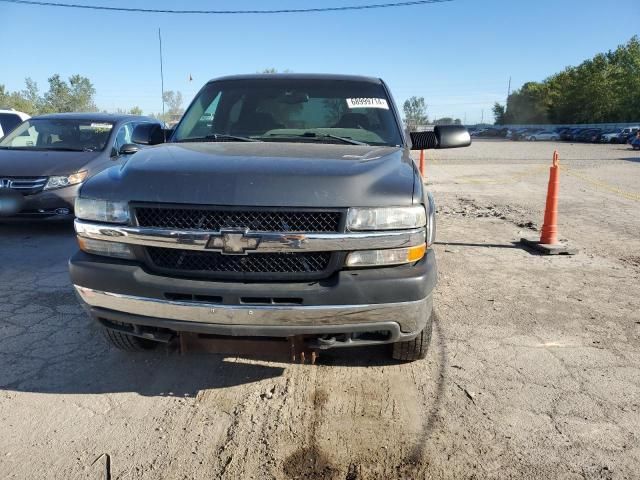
[504,36,640,124]
[1,74,96,114]
[492,103,506,125]
[433,117,462,125]
[403,96,428,130]
[41,74,96,113]
[162,90,184,115]
[259,68,292,74]
[129,106,143,116]
[1,81,40,114]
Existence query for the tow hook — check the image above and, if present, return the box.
[289,336,318,364]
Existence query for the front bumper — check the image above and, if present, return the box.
[1,184,79,219]
[70,249,437,343]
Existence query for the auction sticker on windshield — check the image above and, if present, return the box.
[89,123,113,130]
[346,98,389,109]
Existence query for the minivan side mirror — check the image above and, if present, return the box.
[410,125,471,150]
[131,123,166,145]
[119,143,140,155]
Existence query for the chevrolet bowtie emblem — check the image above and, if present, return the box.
[206,229,261,255]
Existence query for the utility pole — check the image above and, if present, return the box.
[507,76,512,99]
[481,109,484,125]
[158,28,165,123]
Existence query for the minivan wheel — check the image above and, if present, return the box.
[391,320,433,362]
[102,327,159,352]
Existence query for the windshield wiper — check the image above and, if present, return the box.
[47,147,94,152]
[0,146,91,151]
[176,133,259,143]
[264,132,369,146]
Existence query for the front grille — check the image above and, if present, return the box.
[145,247,334,280]
[0,177,48,195]
[135,206,342,233]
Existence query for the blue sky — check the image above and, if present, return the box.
[1,0,638,123]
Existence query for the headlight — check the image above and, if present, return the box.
[44,171,88,190]
[77,237,135,260]
[75,198,129,223]
[347,206,426,231]
[346,244,426,267]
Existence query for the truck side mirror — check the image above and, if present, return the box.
[410,125,471,150]
[131,123,165,145]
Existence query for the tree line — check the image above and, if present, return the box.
[494,36,640,125]
[0,74,184,121]
[0,75,99,115]
[402,96,461,129]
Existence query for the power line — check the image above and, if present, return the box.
[0,0,453,15]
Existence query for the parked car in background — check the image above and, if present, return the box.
[0,113,161,220]
[599,129,623,143]
[0,109,30,139]
[512,128,543,141]
[526,130,559,141]
[598,126,639,143]
[620,126,640,144]
[574,128,602,143]
[560,128,580,141]
[631,134,640,150]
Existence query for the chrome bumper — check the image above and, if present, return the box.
[73,219,425,253]
[74,286,430,332]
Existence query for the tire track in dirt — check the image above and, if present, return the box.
[281,314,447,479]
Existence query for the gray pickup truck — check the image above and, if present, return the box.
[69,74,470,361]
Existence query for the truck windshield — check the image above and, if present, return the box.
[0,118,114,152]
[173,78,403,147]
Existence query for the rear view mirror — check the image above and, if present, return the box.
[131,123,165,145]
[410,125,471,150]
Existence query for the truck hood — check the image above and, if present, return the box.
[83,142,417,207]
[0,149,102,177]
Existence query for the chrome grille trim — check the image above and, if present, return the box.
[74,220,426,253]
[0,176,48,194]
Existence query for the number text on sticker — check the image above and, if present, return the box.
[346,98,389,110]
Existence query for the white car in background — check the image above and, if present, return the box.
[526,130,559,141]
[0,109,30,138]
[600,126,640,143]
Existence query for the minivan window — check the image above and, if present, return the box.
[0,113,22,136]
[0,118,114,151]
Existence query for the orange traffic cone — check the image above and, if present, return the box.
[540,151,560,245]
[419,149,426,177]
[519,150,576,255]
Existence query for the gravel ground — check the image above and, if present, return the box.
[0,139,639,479]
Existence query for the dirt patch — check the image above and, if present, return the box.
[283,388,339,480]
[620,255,640,270]
[438,197,538,230]
[283,445,340,480]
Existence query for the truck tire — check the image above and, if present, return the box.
[102,327,159,352]
[391,319,432,362]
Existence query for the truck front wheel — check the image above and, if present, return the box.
[102,327,159,352]
[391,319,433,362]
